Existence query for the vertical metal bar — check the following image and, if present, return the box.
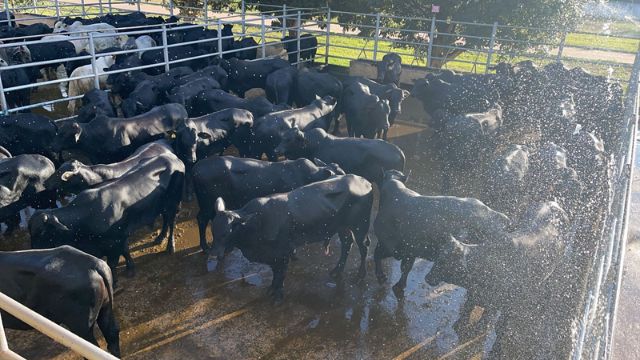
[0,70,8,115]
[485,22,498,73]
[372,12,381,61]
[162,24,170,72]
[136,0,140,12]
[88,33,100,90]
[98,0,103,17]
[169,0,174,16]
[427,16,436,68]
[54,0,60,19]
[282,4,287,38]
[4,0,11,28]
[260,14,266,59]
[217,20,223,58]
[325,7,330,65]
[203,0,208,23]
[296,10,302,66]
[0,312,8,352]
[557,30,567,62]
[107,0,112,14]
[81,0,86,17]
[241,0,246,35]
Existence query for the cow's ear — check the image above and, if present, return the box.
[197,132,212,140]
[215,197,226,213]
[314,94,322,101]
[313,158,327,167]
[166,130,177,139]
[60,171,76,181]
[402,89,410,98]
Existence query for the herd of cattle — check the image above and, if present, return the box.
[0,11,627,358]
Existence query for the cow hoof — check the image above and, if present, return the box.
[392,283,405,298]
[166,246,175,255]
[271,291,284,306]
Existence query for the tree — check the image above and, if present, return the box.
[241,0,586,68]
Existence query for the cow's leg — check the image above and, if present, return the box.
[269,257,289,305]
[122,240,136,277]
[106,255,119,287]
[330,230,354,278]
[97,303,121,357]
[2,213,21,235]
[153,213,169,245]
[382,128,389,141]
[166,212,177,254]
[392,256,415,297]
[352,226,370,279]
[374,243,389,284]
[197,211,210,252]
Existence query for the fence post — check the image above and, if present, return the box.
[372,12,381,61]
[54,0,60,19]
[0,70,8,115]
[325,7,330,65]
[88,33,100,90]
[485,22,498,74]
[557,30,567,62]
[203,0,208,23]
[98,0,103,17]
[169,0,174,16]
[241,0,246,35]
[81,0,86,17]
[107,0,112,14]
[281,4,287,38]
[427,16,436,68]
[260,14,266,59]
[4,0,11,28]
[162,24,170,72]
[296,10,302,66]
[217,20,223,59]
[136,0,140,12]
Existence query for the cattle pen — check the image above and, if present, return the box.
[0,1,638,359]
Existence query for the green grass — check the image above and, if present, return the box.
[577,19,640,37]
[565,32,639,53]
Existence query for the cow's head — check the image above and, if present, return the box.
[53,21,67,33]
[228,108,254,128]
[385,86,410,117]
[44,159,92,195]
[29,212,72,249]
[383,169,409,184]
[53,121,83,151]
[312,158,345,179]
[426,235,477,287]
[209,197,256,271]
[367,96,391,131]
[170,120,211,164]
[274,127,306,159]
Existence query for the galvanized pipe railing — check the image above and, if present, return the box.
[0,292,117,360]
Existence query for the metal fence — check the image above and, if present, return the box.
[0,1,638,359]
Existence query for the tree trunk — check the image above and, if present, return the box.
[430,22,466,69]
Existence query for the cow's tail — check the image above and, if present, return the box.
[95,261,114,308]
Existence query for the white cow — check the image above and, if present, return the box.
[54,21,116,34]
[67,55,116,113]
[123,35,156,58]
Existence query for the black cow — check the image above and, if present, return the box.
[342,81,391,139]
[484,144,530,214]
[1,61,30,111]
[107,66,194,98]
[230,37,258,60]
[121,80,161,118]
[0,11,15,27]
[219,57,290,96]
[30,153,185,280]
[26,39,76,85]
[282,34,317,64]
[171,108,254,164]
[45,140,173,196]
[76,89,116,123]
[141,46,210,75]
[248,96,337,160]
[193,156,344,251]
[374,170,511,295]
[0,154,56,235]
[294,68,343,107]
[265,66,297,105]
[346,76,410,131]
[176,64,228,90]
[0,113,59,162]
[210,174,373,303]
[275,127,405,185]
[191,89,287,118]
[166,76,221,116]
[0,246,120,356]
[0,23,51,39]
[376,52,402,85]
[53,103,188,163]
